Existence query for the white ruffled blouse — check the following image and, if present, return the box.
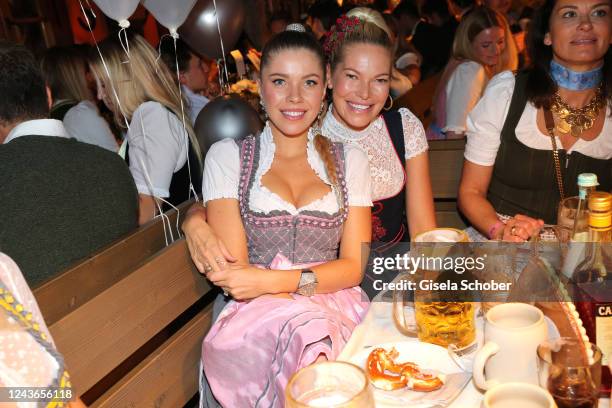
[202,123,372,215]
[466,71,612,166]
[321,105,429,201]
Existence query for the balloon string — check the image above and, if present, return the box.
[77,0,129,131]
[212,0,230,88]
[118,27,131,63]
[171,35,199,207]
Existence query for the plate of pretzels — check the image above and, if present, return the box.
[349,341,471,407]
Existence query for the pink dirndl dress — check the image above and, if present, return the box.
[201,135,368,407]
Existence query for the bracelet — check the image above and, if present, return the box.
[488,220,505,240]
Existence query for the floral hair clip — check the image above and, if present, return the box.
[323,15,362,56]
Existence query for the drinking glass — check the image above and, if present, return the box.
[557,196,584,231]
[285,361,375,408]
[537,338,602,408]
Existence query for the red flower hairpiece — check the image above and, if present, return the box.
[323,15,363,56]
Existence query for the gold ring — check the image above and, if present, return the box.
[204,264,213,273]
[510,226,517,236]
[215,257,227,266]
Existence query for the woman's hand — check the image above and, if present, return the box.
[206,265,273,301]
[182,205,237,274]
[501,214,544,242]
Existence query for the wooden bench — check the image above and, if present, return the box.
[429,138,467,230]
[33,200,215,407]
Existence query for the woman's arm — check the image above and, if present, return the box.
[138,194,157,225]
[405,152,436,238]
[205,199,249,264]
[457,160,500,238]
[457,160,543,241]
[207,205,372,300]
[182,203,237,273]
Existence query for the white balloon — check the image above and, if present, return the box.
[141,0,197,35]
[92,0,140,26]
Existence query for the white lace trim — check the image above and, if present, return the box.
[399,108,429,160]
[253,123,338,215]
[322,106,428,201]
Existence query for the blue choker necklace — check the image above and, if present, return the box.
[550,60,603,91]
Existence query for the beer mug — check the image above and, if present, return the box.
[395,228,475,350]
[473,303,548,390]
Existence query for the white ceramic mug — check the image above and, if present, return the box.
[481,382,556,408]
[473,303,548,390]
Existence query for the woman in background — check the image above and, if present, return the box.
[90,34,202,224]
[427,7,518,139]
[41,45,118,151]
[458,0,612,241]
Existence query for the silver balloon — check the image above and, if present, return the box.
[178,0,246,60]
[195,95,263,159]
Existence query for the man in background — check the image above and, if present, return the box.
[160,39,210,123]
[306,0,342,41]
[0,40,138,286]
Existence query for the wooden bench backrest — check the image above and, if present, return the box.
[34,200,215,406]
[428,139,467,229]
[34,200,195,325]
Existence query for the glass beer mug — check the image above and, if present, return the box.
[393,228,476,351]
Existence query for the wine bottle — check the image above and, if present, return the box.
[572,191,612,396]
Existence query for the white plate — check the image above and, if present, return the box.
[349,341,471,408]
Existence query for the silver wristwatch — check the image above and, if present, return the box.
[296,269,317,296]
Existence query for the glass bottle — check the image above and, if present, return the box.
[572,173,599,241]
[562,174,599,279]
[572,191,612,396]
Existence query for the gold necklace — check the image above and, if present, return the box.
[550,86,605,138]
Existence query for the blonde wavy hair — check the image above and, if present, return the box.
[90,34,201,160]
[326,7,394,72]
[41,45,92,102]
[452,6,518,74]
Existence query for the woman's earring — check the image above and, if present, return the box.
[384,94,393,111]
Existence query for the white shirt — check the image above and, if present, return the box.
[4,119,69,144]
[182,85,209,124]
[444,61,487,134]
[465,71,612,166]
[322,106,428,201]
[63,100,118,152]
[127,101,189,198]
[202,124,372,215]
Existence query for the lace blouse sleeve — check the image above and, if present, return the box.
[202,138,240,203]
[398,108,429,160]
[344,145,373,207]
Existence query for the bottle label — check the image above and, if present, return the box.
[596,303,612,366]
